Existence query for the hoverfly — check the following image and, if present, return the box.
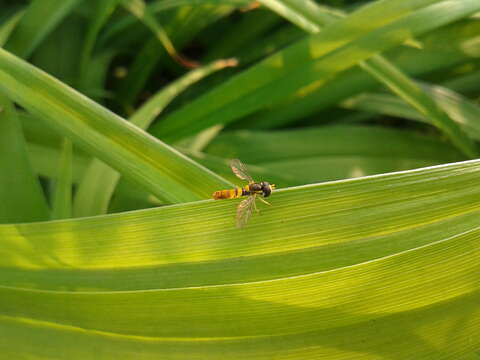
[212,159,275,228]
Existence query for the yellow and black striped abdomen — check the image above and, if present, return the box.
[212,187,245,200]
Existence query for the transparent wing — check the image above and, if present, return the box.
[236,195,256,228]
[230,159,253,182]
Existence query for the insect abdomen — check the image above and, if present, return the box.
[212,188,243,200]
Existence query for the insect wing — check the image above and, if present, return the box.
[236,195,256,228]
[230,159,253,182]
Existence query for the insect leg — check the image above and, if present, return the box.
[258,197,271,206]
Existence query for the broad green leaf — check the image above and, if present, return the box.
[0,292,477,359]
[51,139,73,220]
[0,48,232,203]
[74,59,237,217]
[0,94,49,223]
[0,160,479,357]
[0,160,478,287]
[4,0,81,58]
[2,0,480,358]
[150,0,480,142]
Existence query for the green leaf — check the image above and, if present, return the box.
[203,9,281,62]
[343,81,480,141]
[0,94,49,223]
[244,19,480,129]
[120,0,198,67]
[360,56,478,157]
[30,13,85,86]
[0,48,232,203]
[0,160,479,357]
[203,125,465,184]
[0,8,25,47]
[27,141,90,184]
[115,3,234,109]
[260,0,477,157]
[4,0,82,58]
[151,0,480,142]
[78,0,119,91]
[51,139,73,220]
[74,59,236,217]
[2,0,480,357]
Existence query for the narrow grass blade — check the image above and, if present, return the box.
[78,0,119,90]
[0,48,232,203]
[115,5,234,109]
[51,139,73,220]
[0,9,25,47]
[0,94,49,223]
[4,0,81,58]
[260,0,478,157]
[245,19,480,129]
[361,56,478,157]
[343,81,480,141]
[151,0,480,142]
[121,0,198,67]
[203,10,281,62]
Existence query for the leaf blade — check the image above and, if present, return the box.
[0,48,232,203]
[0,94,49,223]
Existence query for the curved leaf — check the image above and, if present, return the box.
[74,59,237,217]
[4,0,81,58]
[150,0,480,142]
[0,160,478,357]
[0,48,232,203]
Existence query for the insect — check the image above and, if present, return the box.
[212,159,276,228]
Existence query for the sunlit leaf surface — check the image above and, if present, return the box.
[0,0,479,358]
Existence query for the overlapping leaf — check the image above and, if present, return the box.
[0,48,232,203]
[0,0,479,358]
[0,160,479,358]
[150,0,480,142]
